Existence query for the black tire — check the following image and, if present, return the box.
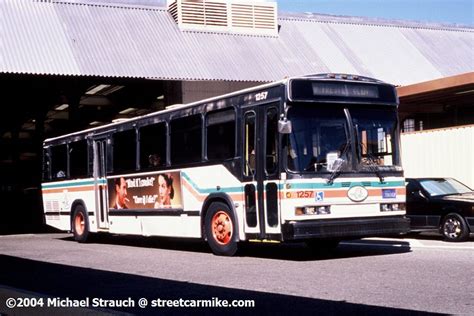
[72,205,90,243]
[440,213,470,242]
[205,202,238,256]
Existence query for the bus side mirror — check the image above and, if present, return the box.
[278,119,292,134]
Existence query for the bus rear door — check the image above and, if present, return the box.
[92,137,109,230]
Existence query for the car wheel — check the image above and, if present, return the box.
[205,202,238,256]
[72,205,90,243]
[441,213,470,242]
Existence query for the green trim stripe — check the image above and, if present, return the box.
[181,172,403,195]
[181,172,242,194]
[42,179,106,189]
[279,181,405,190]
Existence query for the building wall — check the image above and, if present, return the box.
[401,125,474,188]
[181,81,262,104]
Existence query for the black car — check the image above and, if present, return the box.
[406,178,474,242]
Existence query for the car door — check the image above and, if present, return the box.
[406,179,431,228]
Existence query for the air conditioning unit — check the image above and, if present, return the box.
[168,0,278,37]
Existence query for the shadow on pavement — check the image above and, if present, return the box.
[0,255,436,315]
[56,234,411,262]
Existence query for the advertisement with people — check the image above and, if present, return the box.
[108,172,182,210]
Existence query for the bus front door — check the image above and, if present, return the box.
[243,102,280,240]
[93,138,109,230]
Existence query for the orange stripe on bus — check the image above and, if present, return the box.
[281,187,405,199]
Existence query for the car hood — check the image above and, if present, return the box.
[439,193,474,203]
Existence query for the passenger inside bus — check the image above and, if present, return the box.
[249,149,256,171]
[148,154,161,167]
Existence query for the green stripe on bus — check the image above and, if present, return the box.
[181,172,404,195]
[181,172,243,194]
[278,181,404,190]
[42,179,106,189]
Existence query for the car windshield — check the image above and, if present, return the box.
[286,105,400,173]
[419,179,472,197]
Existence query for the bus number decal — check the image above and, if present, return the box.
[296,191,314,198]
[255,91,268,101]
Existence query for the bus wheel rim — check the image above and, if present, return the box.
[211,211,232,245]
[75,213,85,235]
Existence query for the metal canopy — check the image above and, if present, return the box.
[0,0,473,86]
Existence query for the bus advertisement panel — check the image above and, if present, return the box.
[108,172,182,210]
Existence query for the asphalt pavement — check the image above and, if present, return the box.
[0,233,473,315]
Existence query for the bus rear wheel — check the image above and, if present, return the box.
[205,202,238,256]
[72,205,90,243]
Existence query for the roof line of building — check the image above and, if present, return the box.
[397,72,474,97]
[48,0,473,32]
[53,0,167,11]
[279,13,474,33]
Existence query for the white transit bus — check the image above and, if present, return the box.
[42,74,409,256]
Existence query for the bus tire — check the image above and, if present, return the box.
[72,205,90,243]
[441,213,469,242]
[205,202,238,256]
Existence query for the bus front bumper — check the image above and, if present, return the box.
[282,216,410,241]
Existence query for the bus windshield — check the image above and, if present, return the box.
[351,108,400,171]
[286,105,400,173]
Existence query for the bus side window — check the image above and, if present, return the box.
[51,144,68,180]
[139,122,167,169]
[265,107,278,175]
[42,148,51,181]
[113,129,137,173]
[69,139,88,179]
[244,112,256,177]
[170,115,202,165]
[206,108,236,160]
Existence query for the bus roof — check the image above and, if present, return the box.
[43,77,289,144]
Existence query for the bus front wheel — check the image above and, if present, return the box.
[205,202,238,256]
[72,205,90,243]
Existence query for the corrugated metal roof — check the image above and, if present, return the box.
[0,0,473,85]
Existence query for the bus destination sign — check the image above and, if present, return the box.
[289,79,397,105]
[312,82,379,98]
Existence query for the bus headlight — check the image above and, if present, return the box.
[380,203,406,212]
[296,206,331,215]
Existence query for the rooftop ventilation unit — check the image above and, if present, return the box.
[168,0,278,37]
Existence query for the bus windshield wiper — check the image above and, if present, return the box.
[327,159,344,185]
[361,153,385,183]
[326,142,350,185]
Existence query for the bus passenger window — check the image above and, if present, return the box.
[69,139,88,178]
[51,144,68,180]
[42,149,51,181]
[113,129,137,173]
[139,123,166,169]
[170,115,202,165]
[206,109,235,160]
